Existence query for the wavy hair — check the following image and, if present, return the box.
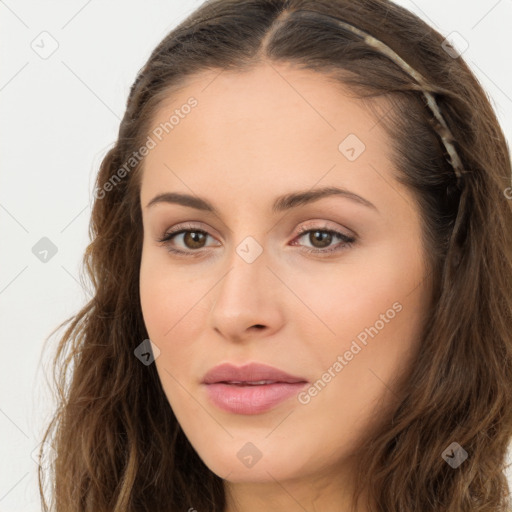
[38,0,512,510]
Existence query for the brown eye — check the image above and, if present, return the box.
[182,231,207,249]
[157,228,215,254]
[307,230,333,249]
[293,227,356,255]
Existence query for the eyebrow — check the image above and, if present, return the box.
[145,186,378,214]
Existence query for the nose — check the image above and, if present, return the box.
[208,242,285,343]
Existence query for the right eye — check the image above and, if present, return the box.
[157,224,221,256]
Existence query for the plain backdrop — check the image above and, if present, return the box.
[1,1,511,510]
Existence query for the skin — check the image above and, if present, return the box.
[139,62,433,512]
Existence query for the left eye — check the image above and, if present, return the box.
[293,228,356,253]
[157,226,356,256]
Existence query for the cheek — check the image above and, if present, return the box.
[314,273,424,357]
[283,263,427,462]
[291,240,428,392]
[139,250,212,372]
[139,256,200,416]
[139,258,168,338]
[139,248,197,338]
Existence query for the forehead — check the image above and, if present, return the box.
[140,63,400,213]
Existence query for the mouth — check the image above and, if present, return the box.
[216,379,299,385]
[202,362,308,415]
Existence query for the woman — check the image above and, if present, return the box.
[38,0,512,510]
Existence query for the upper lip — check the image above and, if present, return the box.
[202,362,308,384]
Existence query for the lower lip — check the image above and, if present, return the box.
[204,382,308,415]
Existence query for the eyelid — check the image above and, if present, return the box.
[294,219,352,236]
[160,221,220,239]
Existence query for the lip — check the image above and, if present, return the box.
[202,362,307,385]
[202,362,309,415]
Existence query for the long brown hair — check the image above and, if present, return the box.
[38,0,512,510]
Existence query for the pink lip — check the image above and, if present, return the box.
[202,362,309,415]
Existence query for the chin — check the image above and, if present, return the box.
[189,434,314,484]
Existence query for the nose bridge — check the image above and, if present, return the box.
[214,234,268,308]
[208,233,282,337]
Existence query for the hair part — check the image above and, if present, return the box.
[39,1,512,511]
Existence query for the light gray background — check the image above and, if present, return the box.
[1,1,511,510]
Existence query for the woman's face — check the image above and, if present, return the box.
[139,63,432,493]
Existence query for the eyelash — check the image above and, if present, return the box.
[156,223,356,258]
